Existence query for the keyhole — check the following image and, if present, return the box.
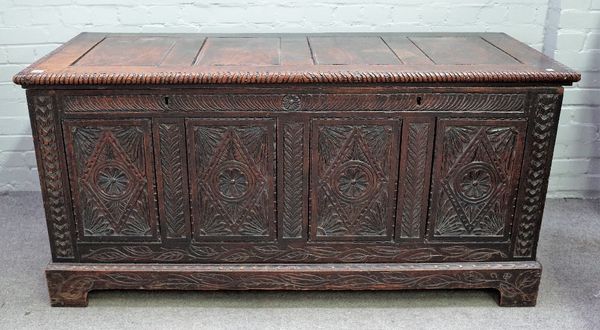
[164,96,170,106]
[416,96,422,106]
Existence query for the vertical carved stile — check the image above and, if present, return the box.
[282,122,305,238]
[398,122,431,239]
[513,94,561,258]
[32,95,75,259]
[157,122,189,239]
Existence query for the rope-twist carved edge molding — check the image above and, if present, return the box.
[14,70,580,86]
[33,95,75,259]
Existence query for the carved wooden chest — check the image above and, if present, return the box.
[14,33,580,307]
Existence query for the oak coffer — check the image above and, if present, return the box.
[13,33,580,307]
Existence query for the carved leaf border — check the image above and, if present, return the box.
[81,245,509,263]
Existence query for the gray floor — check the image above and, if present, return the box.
[0,192,598,330]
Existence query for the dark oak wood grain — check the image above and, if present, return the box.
[409,36,520,65]
[309,36,401,65]
[16,32,578,307]
[73,36,177,66]
[13,33,579,86]
[196,37,280,66]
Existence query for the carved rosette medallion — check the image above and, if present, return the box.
[94,164,132,200]
[213,160,255,202]
[332,160,377,202]
[282,94,301,111]
[453,162,497,203]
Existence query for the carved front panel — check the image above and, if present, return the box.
[63,120,158,241]
[310,119,400,241]
[187,119,276,241]
[429,119,526,240]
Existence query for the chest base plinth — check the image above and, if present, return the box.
[46,261,541,307]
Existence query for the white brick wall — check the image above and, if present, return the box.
[549,0,600,198]
[0,0,596,198]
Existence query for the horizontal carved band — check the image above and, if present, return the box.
[48,261,541,272]
[79,244,509,263]
[14,70,580,86]
[61,93,526,113]
[46,261,541,307]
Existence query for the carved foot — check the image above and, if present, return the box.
[497,287,539,307]
[49,292,89,307]
[495,270,541,307]
[46,270,91,307]
[498,292,537,307]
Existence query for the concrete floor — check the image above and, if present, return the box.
[0,192,598,329]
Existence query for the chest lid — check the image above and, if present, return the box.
[13,32,580,86]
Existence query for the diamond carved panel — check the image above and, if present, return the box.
[64,120,157,240]
[311,119,400,241]
[430,119,526,240]
[187,119,276,241]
